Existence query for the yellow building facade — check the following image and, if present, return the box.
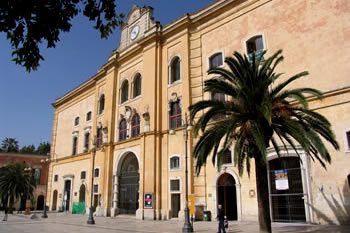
[48,0,350,224]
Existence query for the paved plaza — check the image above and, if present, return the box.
[0,212,349,233]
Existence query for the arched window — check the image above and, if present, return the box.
[170,56,181,84]
[211,92,225,120]
[169,101,182,129]
[80,171,86,180]
[72,136,78,155]
[74,117,80,126]
[133,74,142,98]
[84,132,90,151]
[94,168,99,178]
[119,118,127,141]
[170,156,180,169]
[131,114,140,137]
[86,111,92,121]
[121,80,129,103]
[209,53,223,69]
[98,94,105,115]
[222,149,232,164]
[96,127,103,148]
[246,35,264,61]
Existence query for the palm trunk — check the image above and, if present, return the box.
[255,154,272,233]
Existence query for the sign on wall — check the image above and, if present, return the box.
[274,169,289,190]
[144,193,153,209]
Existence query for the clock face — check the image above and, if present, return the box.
[130,25,139,40]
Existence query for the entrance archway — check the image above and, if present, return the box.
[217,173,237,220]
[79,184,86,203]
[52,190,58,211]
[64,180,72,211]
[118,152,139,214]
[269,157,306,222]
[37,195,44,210]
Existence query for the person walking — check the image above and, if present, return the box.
[217,204,226,233]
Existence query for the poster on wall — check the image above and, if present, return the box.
[274,169,289,190]
[144,193,153,209]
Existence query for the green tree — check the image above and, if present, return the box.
[189,50,339,232]
[1,137,19,152]
[19,145,36,154]
[0,163,36,213]
[0,0,124,72]
[36,141,51,155]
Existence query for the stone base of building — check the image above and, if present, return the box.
[160,209,170,220]
[110,207,120,217]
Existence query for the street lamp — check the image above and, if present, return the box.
[41,156,50,218]
[182,112,194,233]
[23,167,32,215]
[87,137,96,225]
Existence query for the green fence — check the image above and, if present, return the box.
[72,202,86,214]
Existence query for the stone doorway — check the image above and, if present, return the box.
[269,157,306,222]
[217,173,237,220]
[52,190,58,211]
[118,152,139,214]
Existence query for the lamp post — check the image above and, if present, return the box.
[41,156,50,218]
[87,137,96,225]
[23,167,32,215]
[182,113,194,233]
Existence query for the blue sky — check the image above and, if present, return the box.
[0,1,214,147]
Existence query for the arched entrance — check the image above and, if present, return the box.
[118,152,139,214]
[37,195,44,210]
[52,190,58,211]
[79,184,86,203]
[269,157,306,222]
[64,180,72,211]
[217,173,237,220]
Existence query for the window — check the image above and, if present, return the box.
[94,168,99,178]
[211,92,225,120]
[170,156,180,169]
[98,95,105,115]
[222,149,232,164]
[81,171,86,180]
[96,127,103,148]
[170,57,181,84]
[84,132,90,151]
[170,179,180,192]
[86,111,92,121]
[169,101,182,129]
[209,53,223,69]
[346,131,350,150]
[74,117,80,126]
[348,174,350,188]
[54,174,58,182]
[119,118,127,141]
[246,35,264,61]
[133,74,142,98]
[131,114,140,137]
[121,80,129,103]
[93,184,98,193]
[34,168,41,185]
[72,136,78,155]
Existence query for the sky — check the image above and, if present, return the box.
[0,1,214,147]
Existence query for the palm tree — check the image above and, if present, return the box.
[0,163,36,213]
[189,50,339,233]
[1,137,19,152]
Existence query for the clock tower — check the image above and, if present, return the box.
[118,5,158,50]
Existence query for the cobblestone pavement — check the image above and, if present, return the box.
[0,212,349,233]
